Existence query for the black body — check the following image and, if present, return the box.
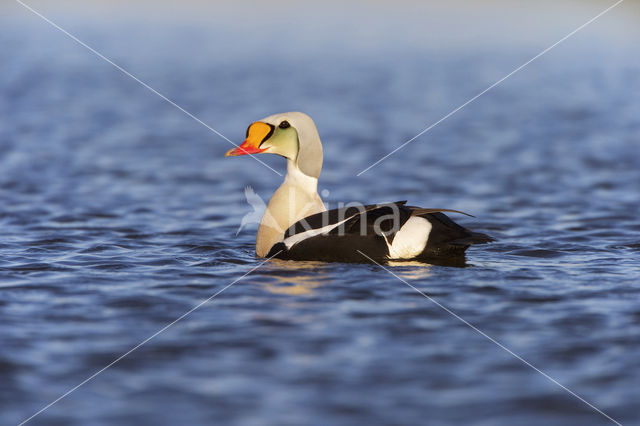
[266,202,492,264]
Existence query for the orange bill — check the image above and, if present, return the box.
[225,122,273,156]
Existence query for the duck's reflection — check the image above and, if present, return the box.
[260,259,329,295]
[381,255,469,284]
[257,255,452,295]
[386,260,434,281]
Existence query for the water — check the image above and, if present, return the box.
[2,3,640,425]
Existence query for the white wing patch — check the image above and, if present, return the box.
[282,216,352,249]
[388,216,431,259]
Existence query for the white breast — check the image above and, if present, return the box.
[387,216,432,259]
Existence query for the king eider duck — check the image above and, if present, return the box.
[226,112,493,263]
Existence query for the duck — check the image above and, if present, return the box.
[225,112,492,263]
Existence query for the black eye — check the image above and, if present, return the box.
[279,120,290,129]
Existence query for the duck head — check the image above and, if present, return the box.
[225,111,323,178]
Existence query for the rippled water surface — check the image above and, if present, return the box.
[2,3,640,425]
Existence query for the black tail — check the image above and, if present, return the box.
[454,231,495,246]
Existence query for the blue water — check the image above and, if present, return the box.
[2,3,640,425]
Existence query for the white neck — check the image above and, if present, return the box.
[284,160,319,193]
[255,160,326,257]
